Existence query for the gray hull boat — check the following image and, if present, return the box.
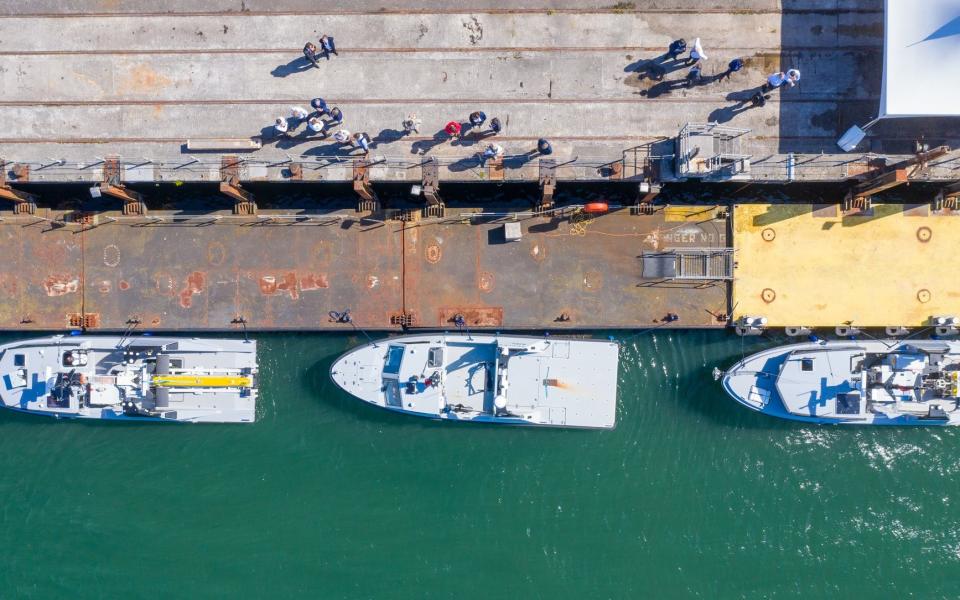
[0,335,258,422]
[720,339,960,425]
[331,333,620,428]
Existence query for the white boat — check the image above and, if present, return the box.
[0,335,258,422]
[720,339,960,425]
[331,333,619,428]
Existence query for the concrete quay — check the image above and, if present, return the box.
[3,0,960,196]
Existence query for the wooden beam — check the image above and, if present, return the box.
[853,168,908,198]
[0,185,36,204]
[98,182,143,203]
[218,181,253,204]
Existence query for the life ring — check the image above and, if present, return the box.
[584,202,609,214]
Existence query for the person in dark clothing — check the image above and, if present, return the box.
[750,91,770,107]
[328,106,344,125]
[489,117,502,134]
[303,42,321,68]
[469,111,487,129]
[319,35,338,59]
[536,138,553,155]
[667,39,687,59]
[310,97,328,117]
[718,58,743,82]
[685,64,702,87]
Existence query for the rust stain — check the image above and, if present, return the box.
[118,280,130,291]
[643,228,660,250]
[43,275,79,297]
[530,242,546,262]
[97,280,112,294]
[259,272,329,300]
[478,271,495,293]
[123,64,173,92]
[301,274,330,292]
[178,271,205,309]
[365,275,379,289]
[425,244,442,264]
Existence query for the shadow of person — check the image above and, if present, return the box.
[411,129,451,155]
[271,56,315,77]
[626,53,692,81]
[259,124,284,144]
[276,128,325,149]
[448,154,482,172]
[302,142,353,158]
[639,77,689,99]
[370,128,405,149]
[708,91,770,124]
[726,86,765,104]
[503,153,534,169]
[707,103,748,124]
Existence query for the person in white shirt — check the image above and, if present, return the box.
[402,114,421,135]
[333,129,351,144]
[688,38,707,64]
[290,106,309,121]
[763,68,800,92]
[274,117,289,136]
[307,117,324,134]
[480,143,504,165]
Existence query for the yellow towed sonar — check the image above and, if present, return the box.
[151,374,254,388]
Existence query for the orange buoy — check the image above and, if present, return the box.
[584,202,609,214]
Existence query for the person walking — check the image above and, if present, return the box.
[333,129,351,144]
[352,132,371,154]
[667,39,687,60]
[718,58,743,82]
[469,111,487,129]
[274,116,289,137]
[303,42,321,68]
[480,143,504,165]
[328,106,344,126]
[536,138,553,156]
[750,91,771,107]
[319,35,338,59]
[310,97,328,117]
[445,121,462,139]
[763,68,800,92]
[685,64,702,87]
[489,117,502,135]
[402,114,421,135]
[687,37,707,64]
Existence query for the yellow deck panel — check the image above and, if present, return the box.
[733,203,960,327]
[152,375,253,388]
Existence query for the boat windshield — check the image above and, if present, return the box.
[383,346,404,375]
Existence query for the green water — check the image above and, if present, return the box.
[1,331,958,598]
